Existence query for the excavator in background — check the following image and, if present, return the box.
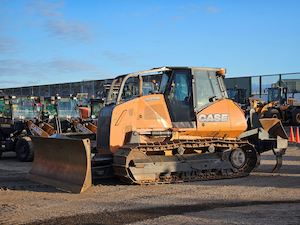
[0,96,57,161]
[28,67,288,193]
[250,86,300,125]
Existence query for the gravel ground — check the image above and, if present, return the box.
[0,146,299,225]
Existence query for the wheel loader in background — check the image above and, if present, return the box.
[28,67,288,193]
[250,86,300,125]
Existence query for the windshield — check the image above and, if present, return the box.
[159,73,169,93]
[227,88,246,104]
[106,73,166,104]
[11,98,40,119]
[91,101,104,118]
[43,99,57,117]
[268,88,281,102]
[142,74,163,95]
[120,77,140,101]
[193,69,225,110]
[0,98,11,118]
[57,98,79,118]
[77,97,89,107]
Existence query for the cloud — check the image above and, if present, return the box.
[26,0,91,41]
[177,3,221,15]
[0,58,101,80]
[26,0,64,17]
[47,59,99,73]
[102,50,134,66]
[205,6,221,14]
[0,59,37,76]
[0,80,39,87]
[46,19,91,41]
[0,36,17,53]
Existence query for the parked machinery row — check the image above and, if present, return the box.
[227,86,300,125]
[0,95,104,161]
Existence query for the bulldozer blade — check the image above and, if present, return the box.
[28,136,92,193]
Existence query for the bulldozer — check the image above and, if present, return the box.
[28,67,288,193]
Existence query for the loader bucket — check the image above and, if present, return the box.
[28,136,92,193]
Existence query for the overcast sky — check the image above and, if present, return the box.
[0,0,299,88]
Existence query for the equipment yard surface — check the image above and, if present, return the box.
[0,146,299,225]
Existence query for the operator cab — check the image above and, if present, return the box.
[11,97,42,121]
[0,96,12,121]
[104,67,227,128]
[56,97,79,119]
[267,87,287,104]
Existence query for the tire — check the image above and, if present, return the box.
[292,108,300,126]
[15,137,34,162]
[263,108,281,119]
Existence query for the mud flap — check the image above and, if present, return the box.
[28,136,92,193]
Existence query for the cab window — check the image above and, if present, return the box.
[121,77,140,101]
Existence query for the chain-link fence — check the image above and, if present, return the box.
[1,73,300,101]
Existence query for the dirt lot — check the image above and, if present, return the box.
[0,146,299,225]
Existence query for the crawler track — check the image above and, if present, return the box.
[113,139,259,184]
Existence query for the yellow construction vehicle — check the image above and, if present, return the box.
[28,67,288,193]
[250,87,300,125]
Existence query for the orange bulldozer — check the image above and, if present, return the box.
[28,67,288,193]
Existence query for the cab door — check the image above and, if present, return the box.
[165,69,195,128]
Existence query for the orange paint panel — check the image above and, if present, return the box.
[193,99,247,138]
[79,107,90,119]
[109,94,172,153]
